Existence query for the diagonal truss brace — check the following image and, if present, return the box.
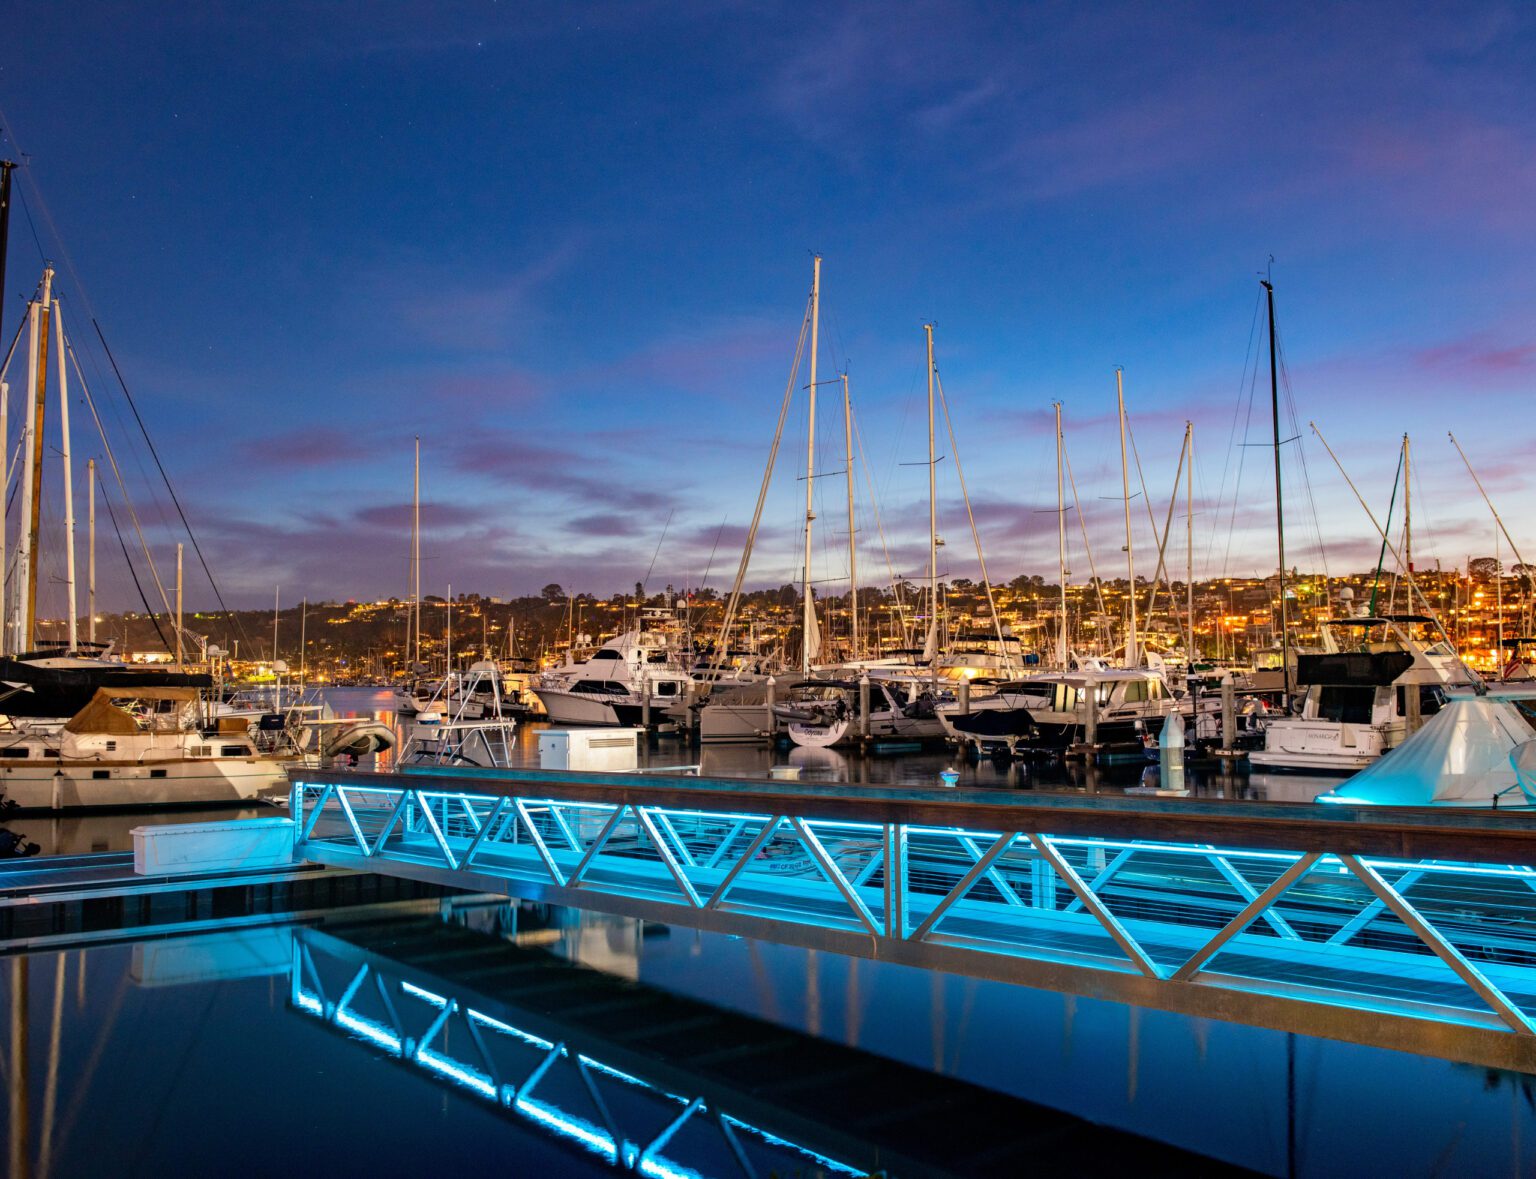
[1172,852,1321,982]
[1029,834,1162,979]
[1339,854,1536,1036]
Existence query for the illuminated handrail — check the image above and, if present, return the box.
[291,770,1536,1070]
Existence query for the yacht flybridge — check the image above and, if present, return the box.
[1248,615,1478,773]
[532,609,691,727]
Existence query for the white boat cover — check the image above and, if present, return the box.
[1318,696,1535,807]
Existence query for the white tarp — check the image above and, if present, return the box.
[1318,696,1536,807]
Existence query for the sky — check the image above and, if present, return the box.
[2,2,1534,613]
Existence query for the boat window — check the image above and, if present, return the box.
[592,650,622,660]
[221,745,249,757]
[150,768,167,778]
[195,745,213,758]
[1123,680,1148,703]
[92,770,110,779]
[1,747,28,758]
[647,653,669,663]
[571,680,626,695]
[655,682,678,696]
[1316,685,1376,724]
[1396,685,1445,718]
[1052,684,1080,712]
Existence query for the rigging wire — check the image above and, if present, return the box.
[91,318,247,644]
[934,370,1013,670]
[97,477,170,653]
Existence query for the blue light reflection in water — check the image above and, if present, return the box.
[536,903,1536,1177]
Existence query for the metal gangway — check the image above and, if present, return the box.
[290,767,1536,1072]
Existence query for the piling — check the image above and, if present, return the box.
[858,674,871,740]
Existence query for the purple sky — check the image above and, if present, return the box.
[3,2,1534,611]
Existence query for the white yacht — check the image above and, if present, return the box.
[0,687,300,810]
[1248,615,1478,773]
[532,614,692,727]
[943,664,1184,759]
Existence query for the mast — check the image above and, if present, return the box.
[1,373,7,657]
[0,162,12,653]
[1116,367,1136,667]
[272,585,279,665]
[925,323,939,670]
[412,436,421,671]
[175,544,184,670]
[1186,422,1195,659]
[20,267,53,649]
[800,255,821,675]
[1403,432,1411,580]
[842,370,858,661]
[54,298,78,651]
[1262,279,1290,698]
[1055,402,1068,667]
[88,459,96,644]
[0,160,15,351]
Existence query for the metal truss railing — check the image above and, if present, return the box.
[289,929,862,1178]
[291,775,1536,1068]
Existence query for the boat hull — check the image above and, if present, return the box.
[0,756,290,811]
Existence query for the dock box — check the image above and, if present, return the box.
[132,817,296,875]
[538,729,642,772]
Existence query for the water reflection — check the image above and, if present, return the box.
[4,902,1534,1177]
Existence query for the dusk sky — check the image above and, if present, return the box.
[3,2,1533,613]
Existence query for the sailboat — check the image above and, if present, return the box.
[0,254,389,810]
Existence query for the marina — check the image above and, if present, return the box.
[7,4,1536,1175]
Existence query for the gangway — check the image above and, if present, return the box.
[290,767,1536,1071]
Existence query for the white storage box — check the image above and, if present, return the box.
[538,728,642,772]
[132,817,296,875]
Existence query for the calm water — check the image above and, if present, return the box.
[4,902,1533,1177]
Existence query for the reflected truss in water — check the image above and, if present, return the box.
[290,929,863,1178]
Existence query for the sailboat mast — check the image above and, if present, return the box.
[1116,367,1136,667]
[0,160,14,351]
[412,436,421,671]
[0,162,11,654]
[20,268,54,650]
[1261,279,1290,697]
[1055,402,1068,666]
[842,371,857,660]
[88,459,96,645]
[176,544,184,670]
[1186,422,1195,659]
[925,323,938,671]
[1403,432,1411,580]
[800,255,821,675]
[54,299,78,651]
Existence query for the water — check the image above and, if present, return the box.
[4,902,1532,1177]
[12,687,1499,1175]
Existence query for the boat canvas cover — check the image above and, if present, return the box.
[1295,651,1415,687]
[1319,697,1535,806]
[0,657,212,719]
[64,687,201,735]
